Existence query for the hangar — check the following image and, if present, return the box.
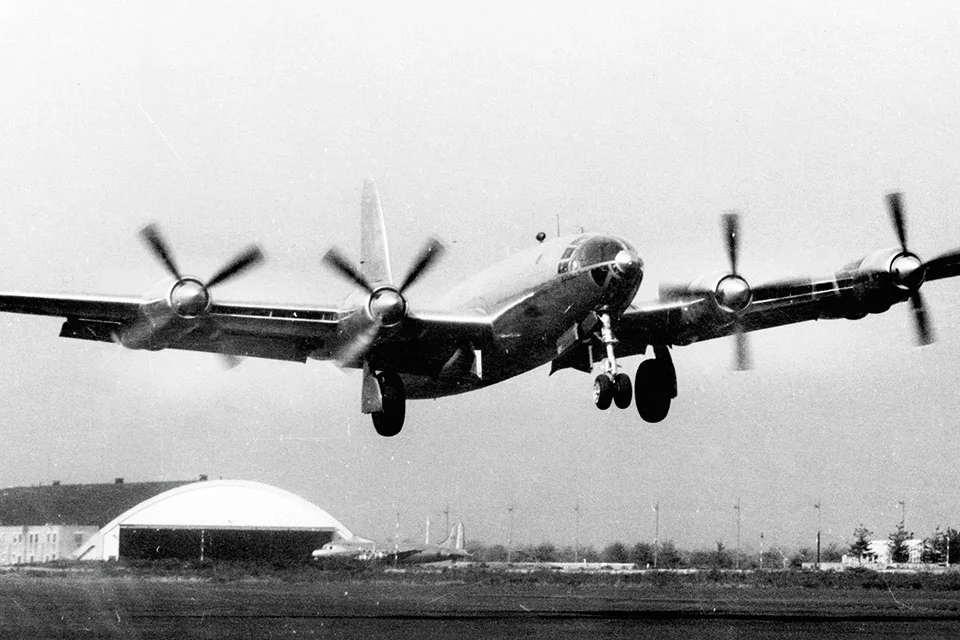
[73,479,353,564]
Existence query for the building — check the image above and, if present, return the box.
[0,478,194,565]
[74,479,352,563]
[1,478,354,565]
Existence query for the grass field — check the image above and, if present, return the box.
[3,564,960,639]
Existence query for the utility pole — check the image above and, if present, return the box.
[444,504,450,536]
[574,503,580,563]
[507,505,514,563]
[815,499,821,569]
[759,532,764,570]
[734,498,741,570]
[653,501,660,569]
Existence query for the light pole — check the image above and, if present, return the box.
[759,532,764,570]
[898,499,906,527]
[734,498,741,570]
[574,503,580,563]
[815,499,821,569]
[507,505,514,563]
[653,501,660,569]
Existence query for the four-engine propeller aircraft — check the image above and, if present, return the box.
[1,181,959,436]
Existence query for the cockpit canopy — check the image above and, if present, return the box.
[558,235,637,274]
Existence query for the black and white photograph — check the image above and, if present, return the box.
[2,1,960,637]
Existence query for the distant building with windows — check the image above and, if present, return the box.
[0,478,195,565]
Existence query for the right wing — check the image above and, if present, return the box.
[0,292,340,363]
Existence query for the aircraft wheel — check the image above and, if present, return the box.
[613,372,633,409]
[372,370,406,437]
[635,359,672,423]
[593,374,613,410]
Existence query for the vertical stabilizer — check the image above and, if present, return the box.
[440,523,465,550]
[360,179,393,286]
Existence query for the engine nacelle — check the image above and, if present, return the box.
[117,278,212,350]
[833,247,919,319]
[687,272,753,314]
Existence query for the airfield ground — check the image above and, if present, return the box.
[2,565,960,638]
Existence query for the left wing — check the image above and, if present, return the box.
[615,192,960,361]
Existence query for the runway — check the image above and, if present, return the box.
[3,572,960,638]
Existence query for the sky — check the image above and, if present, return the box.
[1,1,960,554]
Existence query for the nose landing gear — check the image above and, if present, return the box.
[590,312,676,422]
[593,312,634,410]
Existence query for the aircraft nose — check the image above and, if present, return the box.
[612,249,643,278]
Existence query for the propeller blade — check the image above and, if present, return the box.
[140,224,182,279]
[207,245,265,288]
[334,319,381,367]
[722,212,740,275]
[323,247,375,293]
[398,237,446,293]
[887,192,908,252]
[734,322,752,371]
[910,291,935,346]
[923,248,960,282]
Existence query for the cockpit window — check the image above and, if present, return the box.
[577,238,626,267]
[558,236,630,274]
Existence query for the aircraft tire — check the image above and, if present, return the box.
[372,370,406,437]
[635,359,671,423]
[593,374,613,410]
[613,372,633,409]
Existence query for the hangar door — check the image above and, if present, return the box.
[118,526,335,563]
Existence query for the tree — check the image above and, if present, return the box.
[821,542,844,563]
[888,522,913,564]
[528,542,558,563]
[848,525,872,560]
[927,527,960,565]
[602,541,629,563]
[789,547,813,568]
[630,542,655,566]
[658,541,682,568]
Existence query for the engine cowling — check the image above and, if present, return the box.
[117,278,212,350]
[834,247,920,319]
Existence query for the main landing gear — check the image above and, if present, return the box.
[592,313,676,423]
[370,370,406,437]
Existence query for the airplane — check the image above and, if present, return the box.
[1,181,959,436]
[311,522,470,564]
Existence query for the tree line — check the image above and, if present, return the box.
[464,524,960,568]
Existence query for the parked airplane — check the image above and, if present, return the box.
[311,522,470,564]
[1,182,958,436]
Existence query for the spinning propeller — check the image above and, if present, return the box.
[132,224,264,355]
[322,237,445,366]
[883,192,960,346]
[659,212,754,370]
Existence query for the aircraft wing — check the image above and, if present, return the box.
[0,292,340,363]
[614,272,878,357]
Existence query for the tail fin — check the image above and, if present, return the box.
[360,179,393,286]
[439,523,465,550]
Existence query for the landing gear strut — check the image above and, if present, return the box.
[592,312,633,410]
[371,370,406,437]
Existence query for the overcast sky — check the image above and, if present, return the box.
[2,1,960,553]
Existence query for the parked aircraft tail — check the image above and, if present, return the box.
[438,522,465,550]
